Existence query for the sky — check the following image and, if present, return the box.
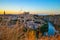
[0,0,60,14]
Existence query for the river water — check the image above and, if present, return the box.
[48,22,56,36]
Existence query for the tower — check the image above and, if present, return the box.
[4,11,5,15]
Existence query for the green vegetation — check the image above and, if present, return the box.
[9,19,18,25]
[40,23,48,35]
[0,17,2,22]
[58,25,60,28]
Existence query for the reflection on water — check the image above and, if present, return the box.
[48,22,56,36]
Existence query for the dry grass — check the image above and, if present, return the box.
[0,21,36,40]
[0,23,23,40]
[0,22,60,40]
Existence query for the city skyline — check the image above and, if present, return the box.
[0,0,60,14]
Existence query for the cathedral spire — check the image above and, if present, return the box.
[4,10,5,15]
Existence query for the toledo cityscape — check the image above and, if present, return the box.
[0,0,60,40]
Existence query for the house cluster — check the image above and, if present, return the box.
[0,12,46,29]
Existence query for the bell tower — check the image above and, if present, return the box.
[4,10,5,15]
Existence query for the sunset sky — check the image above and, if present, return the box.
[0,0,60,14]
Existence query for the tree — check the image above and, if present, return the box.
[40,23,48,36]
